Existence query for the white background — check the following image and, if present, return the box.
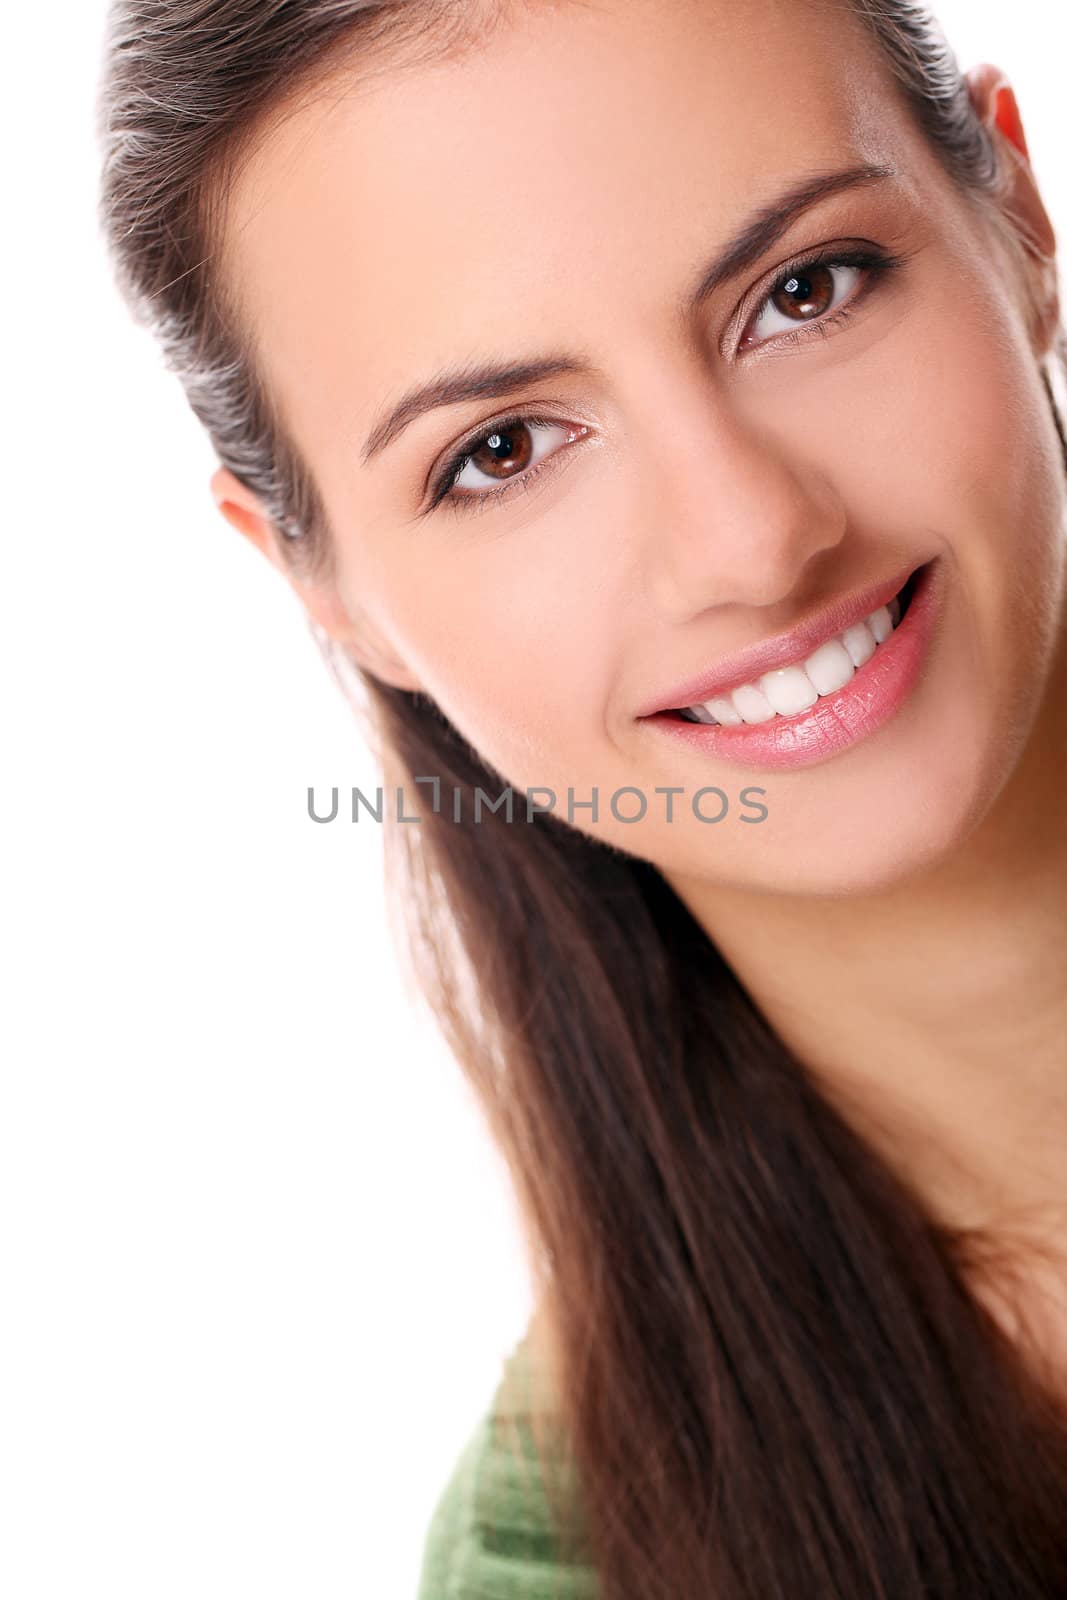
[2,4,1063,1596]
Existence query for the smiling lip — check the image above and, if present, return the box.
[638,556,942,773]
[636,561,923,718]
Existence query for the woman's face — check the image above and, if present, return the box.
[218,0,1065,896]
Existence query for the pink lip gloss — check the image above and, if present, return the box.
[641,558,942,773]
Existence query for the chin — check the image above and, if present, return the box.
[658,710,1013,901]
[754,796,991,900]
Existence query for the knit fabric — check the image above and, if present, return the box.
[415,1326,601,1599]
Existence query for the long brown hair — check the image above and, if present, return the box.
[97,4,1067,1594]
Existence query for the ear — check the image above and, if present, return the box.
[209,465,425,693]
[965,63,1032,164]
[964,64,1060,352]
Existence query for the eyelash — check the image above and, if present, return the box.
[428,244,909,515]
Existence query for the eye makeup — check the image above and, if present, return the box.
[423,239,915,516]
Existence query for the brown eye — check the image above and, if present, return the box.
[464,421,536,483]
[769,263,836,322]
[743,258,869,349]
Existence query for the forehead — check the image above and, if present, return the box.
[220,0,920,494]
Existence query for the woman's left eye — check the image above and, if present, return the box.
[739,249,898,352]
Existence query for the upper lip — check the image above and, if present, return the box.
[637,560,924,717]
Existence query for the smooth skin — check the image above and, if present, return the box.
[212,2,1067,1365]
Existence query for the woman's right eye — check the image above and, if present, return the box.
[430,413,588,514]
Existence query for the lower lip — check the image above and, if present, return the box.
[641,558,942,773]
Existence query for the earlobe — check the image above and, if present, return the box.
[209,465,425,694]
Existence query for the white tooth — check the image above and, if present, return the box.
[841,620,876,668]
[867,605,893,644]
[706,696,743,726]
[758,665,819,716]
[731,683,776,724]
[803,638,855,696]
[684,703,718,724]
[888,595,901,627]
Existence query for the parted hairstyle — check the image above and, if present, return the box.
[98,4,1067,1595]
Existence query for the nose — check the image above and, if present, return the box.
[635,388,847,622]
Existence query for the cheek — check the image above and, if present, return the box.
[372,539,616,781]
[898,287,1065,678]
[803,265,1064,682]
[894,299,1044,540]
[804,274,1038,532]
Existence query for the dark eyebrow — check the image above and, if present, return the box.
[360,161,897,464]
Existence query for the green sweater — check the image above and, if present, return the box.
[415,1327,601,1598]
